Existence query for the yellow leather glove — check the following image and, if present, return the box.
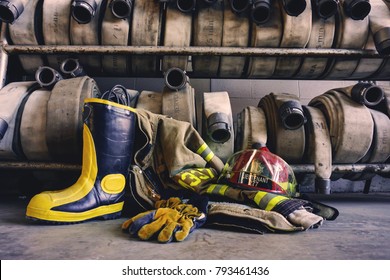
[122,197,206,243]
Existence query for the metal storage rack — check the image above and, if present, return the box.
[0,23,390,193]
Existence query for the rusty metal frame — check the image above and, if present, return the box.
[1,44,385,58]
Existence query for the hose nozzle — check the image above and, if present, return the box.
[351,82,384,107]
[110,0,133,18]
[71,0,97,24]
[343,0,371,20]
[164,67,189,91]
[35,66,63,89]
[315,0,339,19]
[279,100,306,130]
[0,0,26,23]
[60,58,86,77]
[281,0,307,16]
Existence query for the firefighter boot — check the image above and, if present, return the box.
[26,98,136,223]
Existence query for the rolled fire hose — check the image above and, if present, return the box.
[60,58,86,77]
[247,0,282,78]
[192,0,223,77]
[8,0,45,75]
[302,105,332,194]
[162,2,192,72]
[349,32,384,80]
[0,81,38,160]
[0,0,29,23]
[370,58,390,80]
[365,109,390,164]
[323,4,369,79]
[369,0,390,55]
[162,68,197,128]
[136,90,162,114]
[20,88,52,161]
[273,0,312,78]
[309,90,374,164]
[70,0,104,75]
[202,91,234,163]
[333,82,385,108]
[130,0,162,76]
[42,0,72,70]
[294,5,335,79]
[344,108,390,181]
[235,106,267,152]
[219,0,250,78]
[46,76,100,162]
[101,0,130,76]
[258,92,306,163]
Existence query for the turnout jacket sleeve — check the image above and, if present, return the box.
[133,108,224,178]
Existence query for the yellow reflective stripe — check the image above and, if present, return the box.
[216,184,228,195]
[206,184,217,194]
[206,184,228,195]
[196,143,215,162]
[265,196,288,211]
[254,191,268,207]
[197,143,207,154]
[254,191,289,211]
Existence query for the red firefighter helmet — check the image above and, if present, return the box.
[218,146,297,197]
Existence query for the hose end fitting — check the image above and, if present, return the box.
[343,0,371,20]
[176,0,196,13]
[35,66,63,89]
[279,100,306,130]
[315,0,339,19]
[282,0,307,17]
[207,112,232,143]
[60,58,86,77]
[229,0,251,15]
[71,0,97,24]
[351,83,384,107]
[251,0,271,25]
[315,178,331,194]
[164,67,189,91]
[0,0,24,24]
[110,0,133,19]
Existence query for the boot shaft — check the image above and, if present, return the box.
[83,98,137,177]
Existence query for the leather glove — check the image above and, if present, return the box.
[287,207,324,230]
[122,197,206,243]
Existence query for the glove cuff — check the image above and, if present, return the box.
[287,207,324,230]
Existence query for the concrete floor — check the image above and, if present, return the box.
[1,193,390,260]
